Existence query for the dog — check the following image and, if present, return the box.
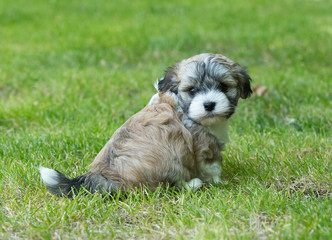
[39,53,252,196]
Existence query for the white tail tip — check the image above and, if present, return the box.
[39,166,59,186]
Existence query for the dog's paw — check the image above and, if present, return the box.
[210,176,223,184]
[185,178,203,192]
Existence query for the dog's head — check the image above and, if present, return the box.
[158,53,252,126]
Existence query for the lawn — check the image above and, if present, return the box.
[0,0,331,239]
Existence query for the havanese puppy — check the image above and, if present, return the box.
[39,53,252,196]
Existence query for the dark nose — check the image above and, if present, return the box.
[203,101,216,112]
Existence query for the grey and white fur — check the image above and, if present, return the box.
[39,53,252,197]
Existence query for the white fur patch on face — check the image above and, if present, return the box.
[188,90,230,125]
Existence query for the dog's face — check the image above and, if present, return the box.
[158,53,252,126]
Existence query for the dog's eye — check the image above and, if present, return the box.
[189,87,199,96]
[218,83,229,92]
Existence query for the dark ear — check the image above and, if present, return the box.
[158,65,180,94]
[231,64,252,99]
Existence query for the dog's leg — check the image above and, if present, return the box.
[198,161,223,184]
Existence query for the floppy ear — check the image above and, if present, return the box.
[158,61,184,94]
[158,65,178,94]
[231,64,252,99]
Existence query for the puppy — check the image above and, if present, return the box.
[39,53,252,196]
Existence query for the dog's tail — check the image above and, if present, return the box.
[38,166,118,197]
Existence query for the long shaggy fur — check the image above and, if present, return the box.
[39,53,252,196]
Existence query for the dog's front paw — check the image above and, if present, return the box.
[185,178,203,192]
[210,176,223,184]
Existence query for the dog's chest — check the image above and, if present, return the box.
[183,120,224,164]
[207,121,229,151]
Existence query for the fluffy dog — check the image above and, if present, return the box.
[39,53,252,196]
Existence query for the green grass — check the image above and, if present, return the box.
[1,0,331,239]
